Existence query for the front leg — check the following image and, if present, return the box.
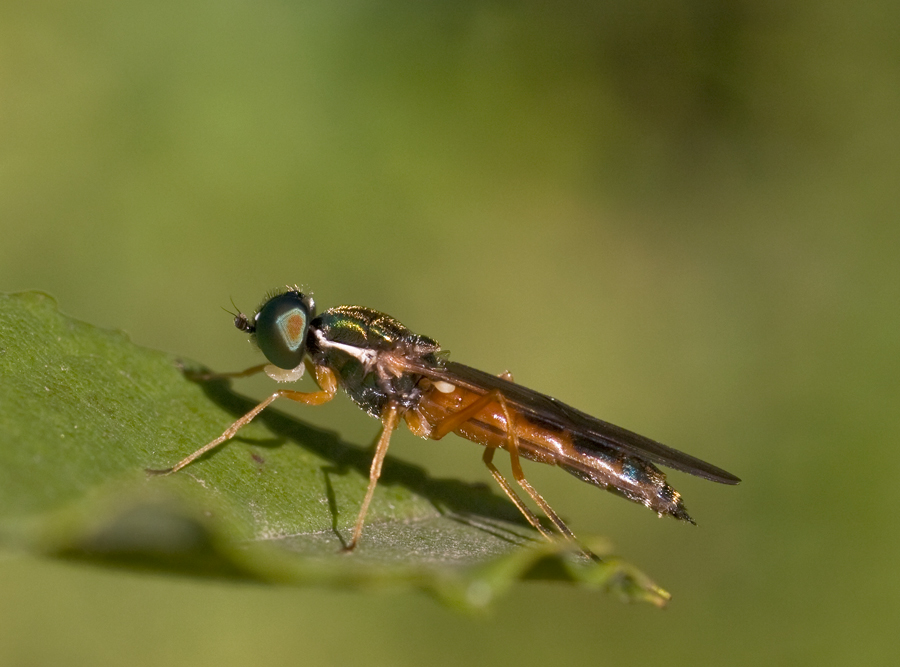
[147,365,338,475]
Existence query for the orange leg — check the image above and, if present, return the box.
[427,386,583,548]
[481,446,553,540]
[428,388,504,440]
[345,402,401,551]
[488,391,580,543]
[148,364,338,475]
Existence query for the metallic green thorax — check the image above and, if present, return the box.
[307,305,443,418]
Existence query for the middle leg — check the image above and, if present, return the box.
[345,402,401,551]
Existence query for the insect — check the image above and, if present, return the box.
[150,286,740,553]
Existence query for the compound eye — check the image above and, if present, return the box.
[254,292,311,369]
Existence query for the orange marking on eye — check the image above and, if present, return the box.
[286,313,305,341]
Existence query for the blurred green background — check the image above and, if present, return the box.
[1,0,898,664]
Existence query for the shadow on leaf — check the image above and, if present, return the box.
[186,367,543,543]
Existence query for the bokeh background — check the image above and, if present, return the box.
[2,1,898,664]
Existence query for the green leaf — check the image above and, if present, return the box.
[0,291,669,608]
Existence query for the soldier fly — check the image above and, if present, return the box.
[150,286,740,552]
